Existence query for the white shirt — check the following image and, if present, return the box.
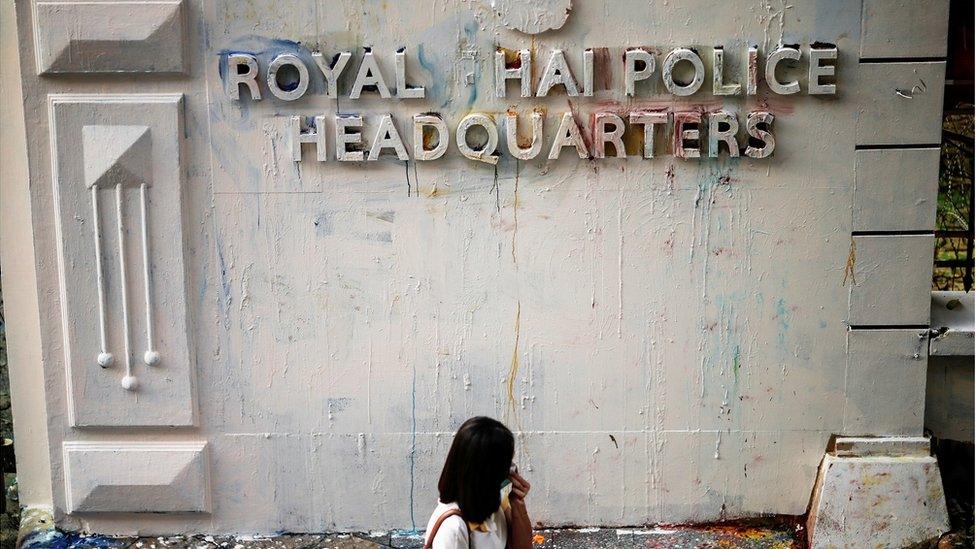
[424,501,508,549]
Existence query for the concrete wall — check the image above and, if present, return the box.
[4,0,948,535]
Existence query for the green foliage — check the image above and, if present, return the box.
[934,108,974,291]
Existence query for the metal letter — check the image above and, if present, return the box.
[708,111,740,158]
[662,48,705,96]
[506,111,543,160]
[629,111,668,158]
[673,111,701,159]
[226,53,261,100]
[536,50,580,97]
[593,113,626,158]
[312,51,352,98]
[335,115,365,161]
[747,46,759,95]
[548,113,588,160]
[456,113,499,165]
[290,116,328,161]
[625,48,655,96]
[267,53,310,101]
[413,114,449,161]
[395,49,425,99]
[809,46,837,95]
[369,114,409,160]
[765,47,801,95]
[744,111,775,158]
[582,49,595,97]
[349,51,392,99]
[495,49,532,98]
[712,47,741,96]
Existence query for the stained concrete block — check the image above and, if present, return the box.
[848,234,934,326]
[860,0,949,59]
[807,437,949,548]
[853,148,939,232]
[834,435,930,457]
[854,62,946,146]
[844,329,928,436]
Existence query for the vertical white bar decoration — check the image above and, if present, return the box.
[115,183,137,391]
[91,186,114,369]
[140,183,160,366]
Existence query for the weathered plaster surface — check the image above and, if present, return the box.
[6,0,947,535]
[0,0,54,509]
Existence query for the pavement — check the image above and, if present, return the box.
[19,523,808,549]
[17,508,973,548]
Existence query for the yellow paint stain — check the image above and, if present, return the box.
[507,300,521,415]
[860,471,891,487]
[843,237,857,286]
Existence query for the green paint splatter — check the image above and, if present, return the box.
[733,346,741,383]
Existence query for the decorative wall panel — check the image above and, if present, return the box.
[33,0,186,74]
[63,441,210,513]
[49,94,194,427]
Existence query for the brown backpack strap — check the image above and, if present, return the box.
[424,508,466,549]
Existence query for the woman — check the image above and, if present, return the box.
[424,417,533,549]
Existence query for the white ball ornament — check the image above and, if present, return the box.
[144,350,161,366]
[121,375,139,391]
[97,352,114,368]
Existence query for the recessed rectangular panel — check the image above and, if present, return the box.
[853,148,939,232]
[854,62,946,146]
[50,94,195,427]
[63,441,210,513]
[33,0,186,74]
[844,329,928,436]
[849,234,934,325]
[860,0,949,59]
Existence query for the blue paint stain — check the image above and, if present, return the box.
[416,43,449,109]
[22,531,126,549]
[775,298,791,349]
[408,358,419,532]
[215,235,232,330]
[313,212,333,236]
[217,36,326,103]
[462,21,480,106]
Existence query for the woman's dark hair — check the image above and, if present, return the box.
[438,416,515,523]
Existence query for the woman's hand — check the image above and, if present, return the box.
[506,471,533,549]
[509,471,531,501]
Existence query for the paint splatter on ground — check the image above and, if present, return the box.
[16,526,807,548]
[530,526,801,549]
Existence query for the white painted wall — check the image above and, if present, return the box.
[5,0,947,535]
